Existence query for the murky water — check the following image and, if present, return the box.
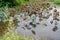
[15,6,60,40]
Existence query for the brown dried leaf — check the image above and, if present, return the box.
[52,26,58,32]
[50,21,53,24]
[31,30,36,35]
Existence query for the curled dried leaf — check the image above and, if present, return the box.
[31,30,36,35]
[21,27,25,30]
[27,27,31,30]
[52,26,58,32]
[29,22,33,25]
[43,24,47,26]
[32,24,36,28]
[50,21,53,24]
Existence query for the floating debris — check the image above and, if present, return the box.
[32,24,36,28]
[52,26,58,32]
[21,27,25,30]
[56,18,59,21]
[23,17,27,20]
[54,11,59,16]
[27,27,31,30]
[39,12,42,17]
[47,3,50,8]
[55,21,57,25]
[29,11,37,17]
[29,22,33,25]
[47,14,52,18]
[50,21,53,24]
[36,22,40,24]
[13,18,18,26]
[42,16,49,19]
[25,24,29,28]
[39,18,42,21]
[54,9,57,12]
[49,7,53,10]
[43,24,47,26]
[53,18,59,21]
[25,24,31,30]
[53,9,59,21]
[47,12,49,13]
[54,6,56,8]
[31,30,36,35]
[29,22,36,28]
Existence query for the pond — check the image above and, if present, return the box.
[14,6,60,40]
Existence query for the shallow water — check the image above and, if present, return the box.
[15,6,60,40]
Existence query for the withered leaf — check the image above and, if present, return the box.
[21,27,25,30]
[29,22,36,28]
[27,27,31,30]
[43,24,47,26]
[52,26,58,32]
[36,23,40,24]
[25,24,31,30]
[50,21,53,24]
[31,30,36,35]
[39,18,42,21]
[23,17,27,20]
[32,24,36,28]
[25,24,29,27]
[29,22,33,25]
[49,7,53,10]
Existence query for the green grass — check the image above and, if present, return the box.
[47,0,60,5]
[54,0,60,5]
[0,28,32,40]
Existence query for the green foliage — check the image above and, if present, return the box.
[47,0,60,5]
[16,0,28,6]
[0,11,8,22]
[54,0,60,5]
[0,0,29,7]
[46,0,54,2]
[0,0,15,7]
[0,28,32,40]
